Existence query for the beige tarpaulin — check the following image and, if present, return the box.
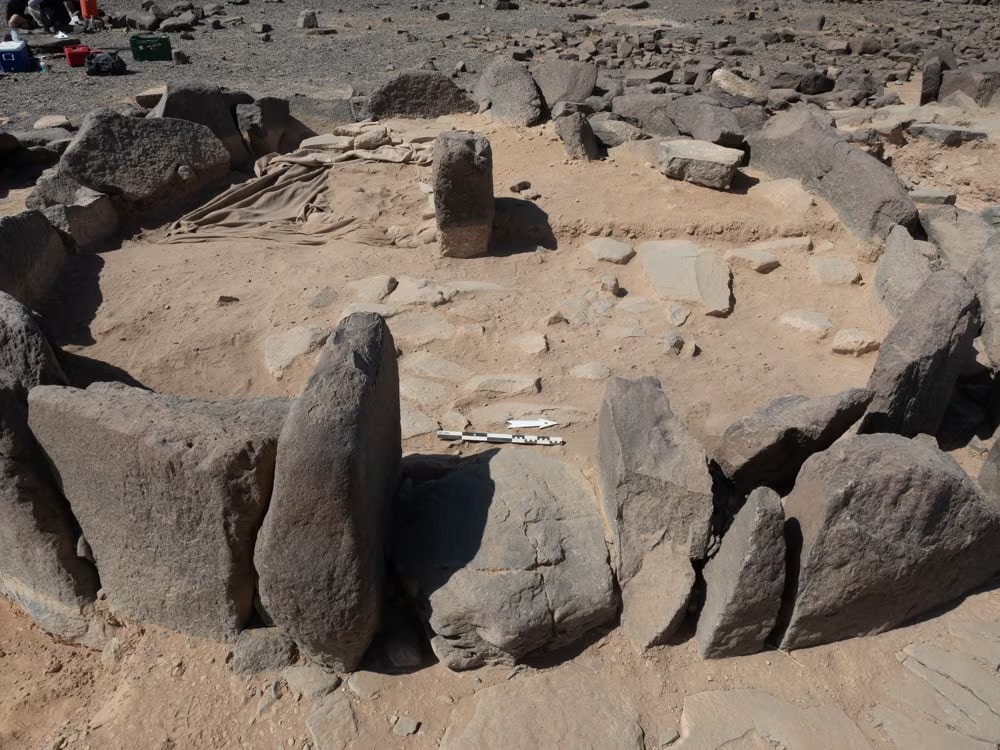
[161,126,434,246]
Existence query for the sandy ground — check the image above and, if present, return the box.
[2,110,1000,748]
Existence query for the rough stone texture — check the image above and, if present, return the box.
[920,204,995,277]
[585,237,634,264]
[696,488,785,659]
[596,377,713,650]
[554,113,600,160]
[149,83,253,169]
[531,60,598,108]
[716,388,872,494]
[441,667,645,750]
[263,324,329,380]
[831,328,880,357]
[779,434,1000,651]
[41,193,120,250]
[367,70,475,119]
[392,448,616,670]
[433,131,494,259]
[228,628,298,674]
[283,664,341,699]
[589,116,647,148]
[236,96,289,158]
[61,109,230,211]
[658,140,743,190]
[0,210,69,309]
[724,246,780,273]
[674,689,873,749]
[255,313,400,671]
[474,59,543,126]
[970,233,1000,370]
[939,63,1000,108]
[710,68,769,105]
[809,256,861,285]
[307,691,358,750]
[778,309,834,338]
[611,94,681,136]
[29,383,289,640]
[665,94,744,147]
[0,373,98,643]
[0,292,67,390]
[875,224,937,319]
[859,270,979,438]
[748,107,919,243]
[638,240,733,316]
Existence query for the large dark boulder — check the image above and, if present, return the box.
[433,131,494,259]
[474,59,544,126]
[531,60,598,108]
[0,292,67,390]
[60,109,230,213]
[779,434,1000,650]
[859,270,979,437]
[29,383,289,640]
[664,94,743,147]
[611,94,680,136]
[366,70,475,119]
[715,388,872,494]
[939,62,1000,108]
[596,376,713,650]
[0,373,98,643]
[255,313,400,672]
[874,225,938,319]
[748,107,919,243]
[392,449,616,670]
[0,210,69,309]
[149,83,253,169]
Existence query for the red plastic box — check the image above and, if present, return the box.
[64,45,91,67]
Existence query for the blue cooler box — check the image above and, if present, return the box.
[0,41,31,73]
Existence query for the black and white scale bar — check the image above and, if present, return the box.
[436,430,565,446]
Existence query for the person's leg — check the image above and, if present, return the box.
[25,0,44,25]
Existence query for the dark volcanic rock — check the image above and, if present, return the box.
[0,292,67,390]
[367,70,475,119]
[474,59,544,126]
[531,60,598,108]
[433,131,494,259]
[149,82,253,169]
[0,210,69,309]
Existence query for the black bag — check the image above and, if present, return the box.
[84,50,126,76]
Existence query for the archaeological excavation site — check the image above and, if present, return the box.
[1,0,1000,747]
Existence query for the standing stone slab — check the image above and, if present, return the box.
[780,435,1000,651]
[696,488,785,659]
[859,270,979,437]
[367,71,475,119]
[658,140,743,190]
[531,60,598,108]
[715,388,872,494]
[597,377,714,650]
[638,240,733,316]
[255,313,400,672]
[0,374,98,643]
[433,132,494,259]
[28,383,289,640]
[392,448,616,670]
[554,113,600,161]
[0,210,69,309]
[874,224,937,319]
[970,233,1000,370]
[474,59,543,126]
[0,292,67,390]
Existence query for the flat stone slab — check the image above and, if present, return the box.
[638,240,733,316]
[658,139,744,190]
[462,373,541,396]
[809,256,862,285]
[263,324,329,380]
[779,309,834,338]
[724,247,780,273]
[400,351,473,382]
[584,237,635,264]
[831,328,880,356]
[908,122,988,146]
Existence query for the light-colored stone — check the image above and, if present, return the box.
[400,351,473,382]
[831,328,880,356]
[512,332,548,355]
[388,276,458,307]
[338,302,399,321]
[638,241,733,316]
[778,309,834,339]
[307,691,358,750]
[809,256,862,285]
[389,312,456,348]
[584,237,635,264]
[658,140,744,190]
[283,664,341,699]
[263,325,330,380]
[570,362,611,380]
[749,178,815,214]
[347,670,385,700]
[667,302,692,326]
[724,247,780,273]
[352,275,398,302]
[711,68,769,104]
[462,373,541,396]
[400,376,455,408]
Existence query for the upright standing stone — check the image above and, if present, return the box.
[0,374,98,644]
[0,291,67,390]
[696,488,785,659]
[859,271,979,437]
[255,313,401,672]
[433,132,494,259]
[28,383,288,639]
[0,210,69,309]
[596,376,714,650]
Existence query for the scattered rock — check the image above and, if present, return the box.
[149,82,253,169]
[283,664,341,699]
[919,205,994,276]
[307,691,358,750]
[554,113,600,161]
[570,361,610,379]
[831,328,879,356]
[809,257,861,285]
[462,373,540,396]
[585,237,634,264]
[724,247,780,273]
[658,140,743,190]
[531,60,597,108]
[511,331,548,355]
[638,240,733,316]
[228,628,298,674]
[778,309,834,339]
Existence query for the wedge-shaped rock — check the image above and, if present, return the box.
[255,313,400,671]
[61,109,230,211]
[442,666,644,750]
[0,374,98,643]
[531,60,597,108]
[779,434,1000,650]
[874,224,937,319]
[748,107,918,243]
[597,377,713,650]
[474,59,543,126]
[664,94,743,147]
[29,383,289,639]
[0,210,69,309]
[0,292,67,390]
[638,240,733,315]
[696,488,785,659]
[859,270,979,437]
[920,204,994,276]
[392,449,616,670]
[367,70,475,119]
[716,388,872,494]
[658,140,743,190]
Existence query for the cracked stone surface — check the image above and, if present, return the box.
[390,448,616,671]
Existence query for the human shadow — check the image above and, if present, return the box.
[491,197,558,255]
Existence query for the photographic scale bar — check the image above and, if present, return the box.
[436,430,565,446]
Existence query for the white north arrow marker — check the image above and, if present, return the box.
[505,418,558,430]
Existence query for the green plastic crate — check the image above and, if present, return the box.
[129,34,172,62]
